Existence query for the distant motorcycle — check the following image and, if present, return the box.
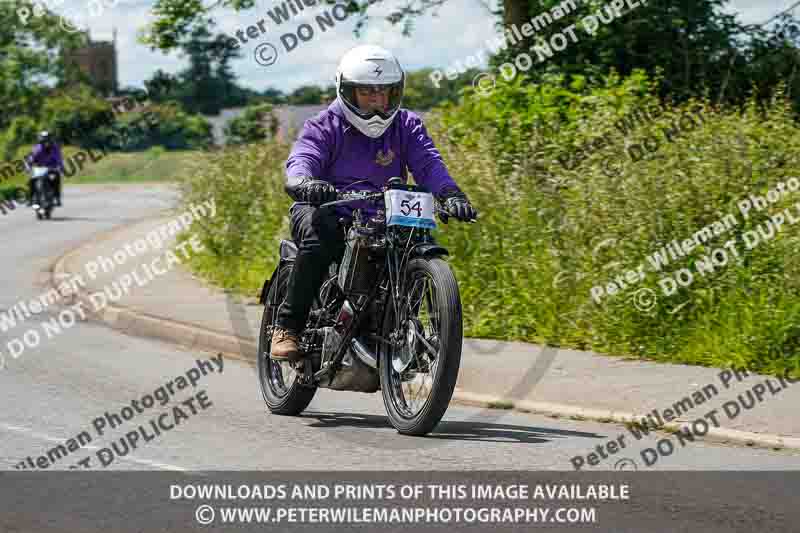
[28,165,58,220]
[257,177,476,436]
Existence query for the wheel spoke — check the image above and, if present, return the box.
[413,328,438,360]
[388,268,446,419]
[424,281,439,334]
[261,278,298,397]
[406,277,426,316]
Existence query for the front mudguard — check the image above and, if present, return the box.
[411,243,449,259]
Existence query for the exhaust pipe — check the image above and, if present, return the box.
[351,338,377,369]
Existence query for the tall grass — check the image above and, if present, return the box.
[177,139,292,292]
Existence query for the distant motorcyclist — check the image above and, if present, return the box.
[26,131,65,207]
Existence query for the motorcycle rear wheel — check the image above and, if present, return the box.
[379,257,462,436]
[257,264,318,415]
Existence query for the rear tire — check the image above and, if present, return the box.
[257,264,318,415]
[379,257,462,436]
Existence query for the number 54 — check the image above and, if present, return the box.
[400,199,422,217]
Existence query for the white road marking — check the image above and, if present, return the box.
[1,422,188,472]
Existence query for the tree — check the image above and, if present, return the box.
[402,67,481,110]
[140,0,800,109]
[155,25,245,114]
[141,0,480,51]
[511,0,747,102]
[260,88,286,104]
[0,1,86,131]
[145,69,180,101]
[286,85,326,105]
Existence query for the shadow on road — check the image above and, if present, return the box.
[44,216,101,222]
[301,411,603,444]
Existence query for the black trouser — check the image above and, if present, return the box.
[276,204,346,333]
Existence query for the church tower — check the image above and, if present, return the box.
[62,28,119,96]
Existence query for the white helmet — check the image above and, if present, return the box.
[335,45,405,138]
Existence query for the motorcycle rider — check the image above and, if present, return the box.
[26,131,65,207]
[271,44,477,362]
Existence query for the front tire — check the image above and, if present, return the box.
[33,181,44,220]
[257,264,317,415]
[379,257,462,436]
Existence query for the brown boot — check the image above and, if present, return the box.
[270,327,301,361]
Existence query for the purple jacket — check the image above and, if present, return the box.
[29,143,65,171]
[286,99,459,217]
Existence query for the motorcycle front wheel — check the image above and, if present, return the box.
[257,264,318,415]
[33,181,47,220]
[379,257,463,436]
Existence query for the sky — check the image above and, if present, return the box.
[30,0,800,93]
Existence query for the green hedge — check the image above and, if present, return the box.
[224,103,279,145]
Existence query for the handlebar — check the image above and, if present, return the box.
[315,188,476,224]
[318,190,384,209]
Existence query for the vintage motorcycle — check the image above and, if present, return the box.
[257,178,475,436]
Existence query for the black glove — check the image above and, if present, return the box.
[299,180,337,205]
[441,191,477,222]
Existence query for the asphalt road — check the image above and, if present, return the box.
[2,185,800,531]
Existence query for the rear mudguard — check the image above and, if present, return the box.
[258,268,277,306]
[259,240,299,305]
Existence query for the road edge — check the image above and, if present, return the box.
[50,217,257,366]
[50,222,800,454]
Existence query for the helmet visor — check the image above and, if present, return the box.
[339,81,403,120]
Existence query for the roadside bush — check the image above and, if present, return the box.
[0,116,39,161]
[147,104,213,150]
[224,103,279,145]
[40,86,114,148]
[96,103,213,151]
[428,76,800,376]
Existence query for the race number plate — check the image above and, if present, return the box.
[32,166,49,178]
[384,190,436,229]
